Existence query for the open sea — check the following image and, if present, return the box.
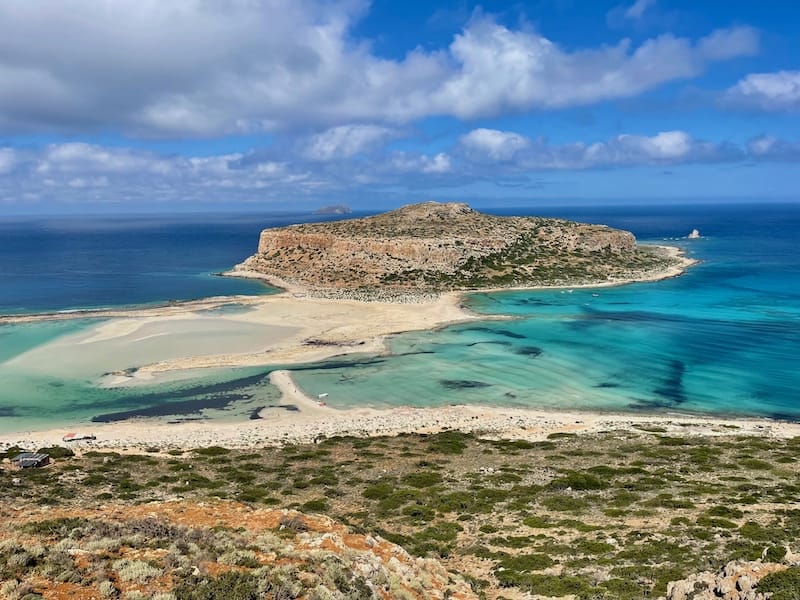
[0,203,798,433]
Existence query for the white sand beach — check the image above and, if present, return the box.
[4,290,479,387]
[1,368,798,452]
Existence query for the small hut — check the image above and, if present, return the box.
[12,452,50,469]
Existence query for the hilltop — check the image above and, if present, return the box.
[234,202,687,295]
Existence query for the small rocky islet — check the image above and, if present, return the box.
[235,201,683,296]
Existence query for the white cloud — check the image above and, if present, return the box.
[460,128,530,161]
[304,125,396,160]
[36,143,176,175]
[430,22,757,117]
[5,130,799,208]
[0,2,759,136]
[388,152,453,174]
[0,148,17,174]
[747,135,800,161]
[459,129,740,170]
[723,71,800,112]
[624,0,656,20]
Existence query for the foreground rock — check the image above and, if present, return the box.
[666,558,798,600]
[236,201,682,294]
[0,501,477,600]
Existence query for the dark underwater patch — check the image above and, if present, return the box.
[462,326,526,339]
[289,356,387,371]
[85,371,273,412]
[0,407,17,417]
[92,393,251,423]
[515,346,543,357]
[441,379,491,390]
[594,382,621,388]
[653,359,687,405]
[627,398,675,410]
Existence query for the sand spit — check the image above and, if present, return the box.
[0,294,269,325]
[1,369,798,453]
[101,290,479,383]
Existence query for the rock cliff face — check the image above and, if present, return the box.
[236,201,674,292]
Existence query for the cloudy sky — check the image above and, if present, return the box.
[1,0,798,213]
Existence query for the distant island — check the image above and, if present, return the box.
[234,201,692,296]
[313,204,352,215]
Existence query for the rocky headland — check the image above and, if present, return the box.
[233,201,691,297]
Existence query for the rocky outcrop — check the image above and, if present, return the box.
[236,201,674,293]
[666,559,790,600]
[0,501,478,600]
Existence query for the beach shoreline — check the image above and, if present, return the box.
[1,368,797,452]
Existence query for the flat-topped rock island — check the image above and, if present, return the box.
[230,201,692,298]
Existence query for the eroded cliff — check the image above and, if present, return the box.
[236,202,678,292]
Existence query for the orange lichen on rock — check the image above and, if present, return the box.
[0,500,478,600]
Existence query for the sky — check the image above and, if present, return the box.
[0,0,798,214]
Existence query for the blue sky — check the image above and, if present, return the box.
[0,0,798,213]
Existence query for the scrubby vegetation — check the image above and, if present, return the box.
[2,429,799,599]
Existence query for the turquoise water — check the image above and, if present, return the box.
[0,203,798,431]
[292,204,800,420]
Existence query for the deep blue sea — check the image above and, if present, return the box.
[1,203,798,432]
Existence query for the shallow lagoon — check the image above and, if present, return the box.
[1,203,798,431]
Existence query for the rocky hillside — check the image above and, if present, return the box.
[235,202,679,293]
[5,430,800,599]
[0,501,476,600]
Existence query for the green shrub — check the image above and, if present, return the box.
[362,482,394,500]
[302,498,329,512]
[497,552,554,573]
[402,471,443,488]
[758,566,800,600]
[174,571,260,600]
[548,471,608,491]
[427,431,472,454]
[706,505,744,519]
[765,545,788,562]
[192,446,231,457]
[21,518,88,538]
[36,446,74,459]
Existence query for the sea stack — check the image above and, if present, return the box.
[688,229,701,239]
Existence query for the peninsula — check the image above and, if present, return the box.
[232,201,692,297]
